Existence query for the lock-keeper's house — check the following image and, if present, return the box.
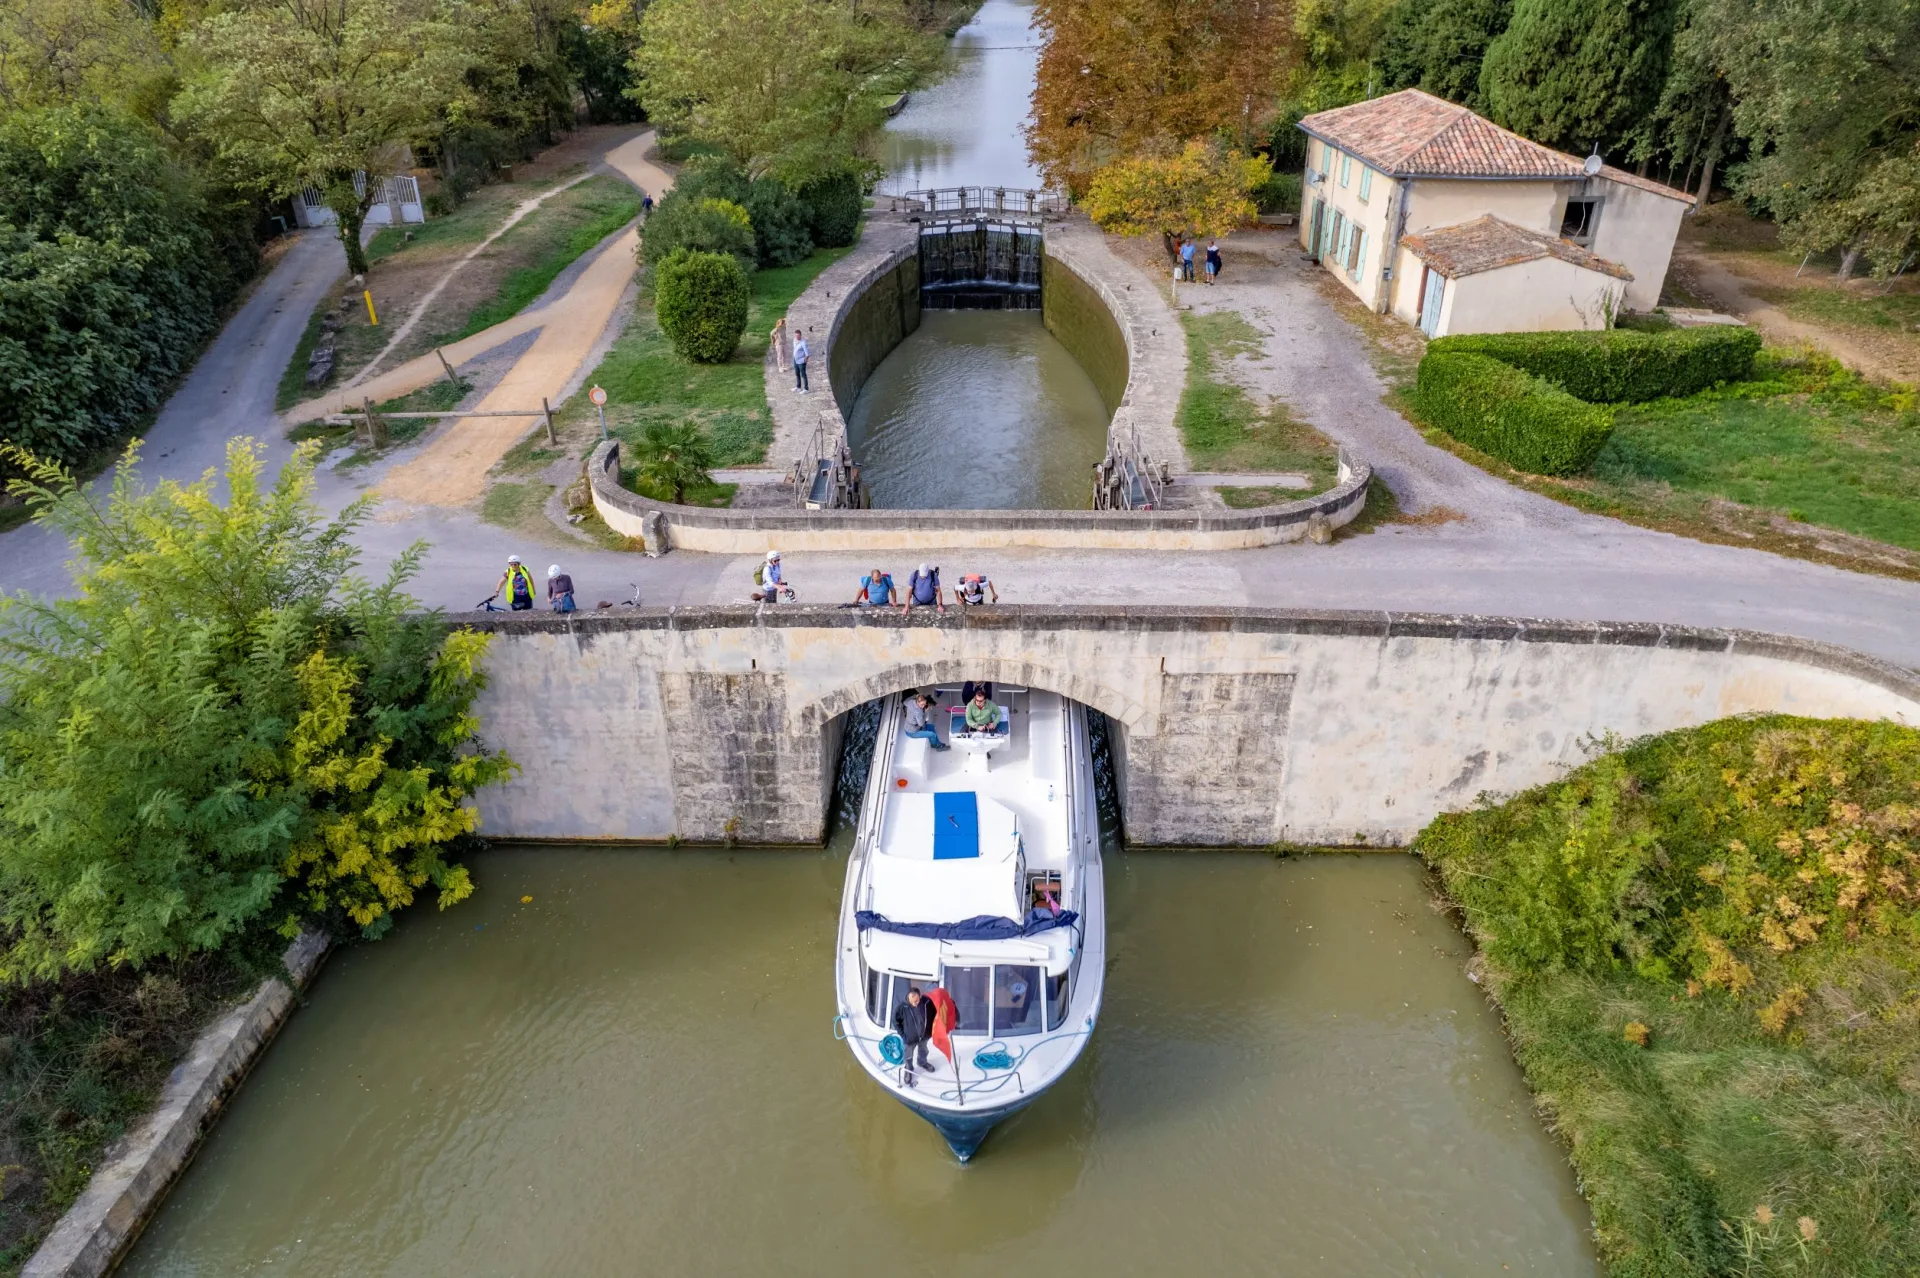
[1296,89,1693,338]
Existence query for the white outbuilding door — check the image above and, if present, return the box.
[1418,267,1446,337]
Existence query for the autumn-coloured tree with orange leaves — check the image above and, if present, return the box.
[1024,0,1296,196]
[1082,140,1270,242]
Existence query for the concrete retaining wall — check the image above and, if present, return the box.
[589,439,1371,552]
[466,608,1920,848]
[827,248,921,422]
[1041,251,1128,415]
[24,932,331,1278]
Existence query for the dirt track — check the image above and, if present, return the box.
[283,132,674,509]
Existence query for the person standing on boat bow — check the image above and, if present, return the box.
[894,985,936,1086]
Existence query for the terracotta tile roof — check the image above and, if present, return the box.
[1298,89,1692,202]
[1401,216,1634,281]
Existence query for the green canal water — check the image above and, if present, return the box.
[123,848,1598,1276]
[845,311,1111,510]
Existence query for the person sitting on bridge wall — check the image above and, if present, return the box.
[851,566,895,607]
[956,573,997,607]
[902,563,944,615]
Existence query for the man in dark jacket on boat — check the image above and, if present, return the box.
[893,986,936,1085]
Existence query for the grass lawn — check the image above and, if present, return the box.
[1175,312,1341,484]
[1419,716,1920,1278]
[591,244,855,472]
[1748,284,1920,338]
[1393,350,1920,580]
[453,178,642,337]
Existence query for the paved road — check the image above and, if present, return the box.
[5,176,1917,673]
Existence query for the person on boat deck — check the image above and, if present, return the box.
[894,986,936,1085]
[965,689,1001,734]
[904,692,949,750]
[852,566,896,607]
[961,679,993,705]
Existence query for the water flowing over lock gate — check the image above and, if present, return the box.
[918,219,1044,310]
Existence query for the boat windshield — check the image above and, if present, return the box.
[941,964,1044,1036]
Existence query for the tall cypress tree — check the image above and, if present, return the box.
[1377,0,1512,113]
[1478,0,1677,155]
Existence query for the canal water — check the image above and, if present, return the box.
[845,311,1110,509]
[123,847,1597,1276]
[878,0,1044,194]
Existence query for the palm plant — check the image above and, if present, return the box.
[633,420,714,503]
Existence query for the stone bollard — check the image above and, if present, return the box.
[640,509,667,557]
[1306,511,1333,545]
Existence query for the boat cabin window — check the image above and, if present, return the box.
[994,965,1043,1036]
[944,966,991,1032]
[867,969,934,1028]
[1047,971,1070,1030]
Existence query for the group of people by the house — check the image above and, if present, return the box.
[902,683,1002,754]
[1173,235,1223,284]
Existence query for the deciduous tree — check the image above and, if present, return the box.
[1478,0,1677,156]
[174,0,476,275]
[1026,0,1295,196]
[0,439,512,980]
[1082,141,1269,242]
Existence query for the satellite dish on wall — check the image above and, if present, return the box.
[1583,148,1604,177]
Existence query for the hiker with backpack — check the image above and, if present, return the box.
[901,563,944,615]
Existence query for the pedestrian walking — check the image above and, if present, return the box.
[793,331,811,392]
[547,564,577,613]
[1180,237,1197,282]
[1205,239,1221,285]
[772,317,791,371]
[641,194,654,219]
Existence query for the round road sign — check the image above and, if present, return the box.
[589,385,608,406]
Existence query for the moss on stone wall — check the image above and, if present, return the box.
[828,253,921,419]
[1041,253,1128,417]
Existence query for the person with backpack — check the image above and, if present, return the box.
[547,564,577,613]
[955,572,997,608]
[495,555,536,611]
[901,563,944,615]
[849,566,895,608]
[751,550,789,602]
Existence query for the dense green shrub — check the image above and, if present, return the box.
[1429,326,1762,404]
[1253,170,1302,215]
[1413,349,1614,474]
[796,169,864,248]
[640,193,756,272]
[654,248,749,362]
[0,440,513,979]
[0,106,258,469]
[745,178,815,268]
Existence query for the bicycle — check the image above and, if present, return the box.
[597,583,643,609]
[475,594,506,612]
[750,584,797,603]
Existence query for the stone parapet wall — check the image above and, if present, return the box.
[588,437,1369,552]
[466,608,1920,849]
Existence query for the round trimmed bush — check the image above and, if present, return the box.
[654,248,750,363]
[641,195,756,273]
[797,169,864,248]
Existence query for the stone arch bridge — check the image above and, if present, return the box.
[467,607,1919,848]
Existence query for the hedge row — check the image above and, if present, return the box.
[1428,325,1761,404]
[1413,351,1614,476]
[1,106,258,469]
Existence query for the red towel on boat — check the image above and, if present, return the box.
[927,987,957,1064]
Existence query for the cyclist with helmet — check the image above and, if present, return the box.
[751,549,789,602]
[495,555,537,611]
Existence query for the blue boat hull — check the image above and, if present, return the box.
[899,1093,1038,1161]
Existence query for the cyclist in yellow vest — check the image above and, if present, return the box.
[495,555,537,611]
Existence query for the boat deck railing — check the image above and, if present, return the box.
[832,1013,1096,1107]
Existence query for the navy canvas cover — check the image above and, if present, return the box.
[855,908,1079,940]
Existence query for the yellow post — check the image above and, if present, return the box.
[363,290,378,326]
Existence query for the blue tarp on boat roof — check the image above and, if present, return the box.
[855,909,1079,941]
[932,791,979,860]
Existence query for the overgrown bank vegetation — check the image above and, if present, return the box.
[0,440,513,1262]
[1419,717,1920,1276]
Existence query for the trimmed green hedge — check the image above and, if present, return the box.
[1428,325,1761,404]
[1414,351,1614,475]
[654,249,749,363]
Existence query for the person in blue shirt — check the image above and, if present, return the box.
[1179,237,1196,282]
[851,566,895,607]
[901,563,944,615]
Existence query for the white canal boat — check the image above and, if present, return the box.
[834,685,1105,1160]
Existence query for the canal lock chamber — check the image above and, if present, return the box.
[835,220,1129,510]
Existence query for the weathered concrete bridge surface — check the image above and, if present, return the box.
[467,607,1920,848]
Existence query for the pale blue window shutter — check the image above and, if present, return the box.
[1359,167,1373,202]
[1340,154,1352,187]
